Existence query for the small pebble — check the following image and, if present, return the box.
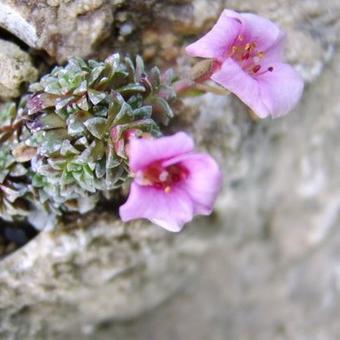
[120,23,134,36]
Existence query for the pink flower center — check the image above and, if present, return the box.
[228,35,274,77]
[139,162,189,193]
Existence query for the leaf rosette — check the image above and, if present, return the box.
[20,54,176,214]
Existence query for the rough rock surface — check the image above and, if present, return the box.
[0,214,215,338]
[0,0,340,339]
[0,39,37,99]
[0,0,113,63]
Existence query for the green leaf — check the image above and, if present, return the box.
[84,117,107,139]
[73,80,88,95]
[133,105,152,119]
[68,57,87,72]
[27,93,57,114]
[162,68,177,84]
[124,56,136,82]
[95,158,106,179]
[78,140,105,164]
[60,140,80,156]
[106,140,121,169]
[47,157,67,170]
[105,166,126,190]
[55,96,74,111]
[149,67,161,90]
[149,96,174,125]
[88,89,106,105]
[40,129,68,155]
[113,102,134,124]
[76,95,90,111]
[117,83,145,96]
[88,65,106,85]
[10,163,27,177]
[38,113,66,130]
[135,55,145,79]
[127,94,143,109]
[44,80,62,95]
[67,111,92,136]
[0,102,17,125]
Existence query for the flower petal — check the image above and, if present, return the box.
[119,182,194,232]
[128,132,194,172]
[212,59,304,118]
[164,153,223,215]
[257,62,304,118]
[211,58,271,118]
[185,10,241,61]
[235,11,286,57]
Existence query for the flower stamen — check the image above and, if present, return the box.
[228,40,273,77]
[257,51,265,58]
[254,66,274,76]
[252,65,261,73]
[139,162,189,191]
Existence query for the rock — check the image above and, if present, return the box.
[0,0,340,339]
[0,213,216,339]
[0,2,39,48]
[54,1,113,62]
[0,0,113,63]
[0,40,37,99]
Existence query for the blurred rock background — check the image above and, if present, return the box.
[0,0,340,339]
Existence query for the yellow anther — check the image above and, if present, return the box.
[230,45,238,55]
[164,186,171,193]
[257,51,265,58]
[245,42,257,51]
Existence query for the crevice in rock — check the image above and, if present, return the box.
[0,26,30,52]
[0,218,38,259]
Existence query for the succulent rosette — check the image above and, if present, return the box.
[0,143,30,221]
[0,103,31,221]
[19,54,176,214]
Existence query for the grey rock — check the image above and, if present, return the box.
[0,213,216,339]
[0,40,37,99]
[0,0,113,63]
[0,0,340,339]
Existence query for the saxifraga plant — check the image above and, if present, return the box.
[2,54,177,226]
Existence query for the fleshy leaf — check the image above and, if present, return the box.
[84,117,107,139]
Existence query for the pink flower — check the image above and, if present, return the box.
[119,132,223,232]
[186,9,304,118]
